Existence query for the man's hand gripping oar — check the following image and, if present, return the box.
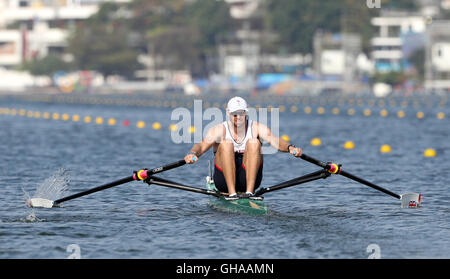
[26,160,186,208]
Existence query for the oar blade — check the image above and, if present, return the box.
[26,198,55,208]
[400,193,422,208]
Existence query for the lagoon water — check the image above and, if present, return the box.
[0,94,449,259]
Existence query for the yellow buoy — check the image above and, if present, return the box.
[43,112,50,119]
[416,111,425,119]
[281,134,290,142]
[304,106,312,114]
[52,113,60,120]
[152,122,161,130]
[62,113,70,121]
[397,110,405,118]
[380,144,392,153]
[380,109,388,117]
[347,108,355,116]
[363,109,372,116]
[137,121,146,129]
[95,117,104,125]
[27,111,33,118]
[290,106,298,113]
[317,107,325,115]
[108,118,116,126]
[332,107,340,115]
[311,138,322,146]
[437,112,445,119]
[169,124,178,131]
[344,141,355,149]
[72,115,80,122]
[34,111,41,118]
[424,148,436,157]
[84,116,92,123]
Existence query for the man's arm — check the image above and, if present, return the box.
[255,122,302,157]
[184,124,223,164]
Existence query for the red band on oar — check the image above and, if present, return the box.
[133,169,149,180]
[328,163,340,174]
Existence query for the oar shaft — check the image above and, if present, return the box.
[339,170,400,199]
[54,176,134,205]
[255,170,329,196]
[300,154,401,200]
[54,160,186,205]
[146,176,221,197]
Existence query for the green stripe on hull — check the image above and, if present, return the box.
[206,180,268,216]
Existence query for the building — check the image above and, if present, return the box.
[0,0,130,69]
[370,10,427,73]
[425,20,450,92]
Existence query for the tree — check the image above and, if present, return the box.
[20,54,71,76]
[67,2,141,79]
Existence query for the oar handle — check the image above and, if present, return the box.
[300,154,329,169]
[300,153,401,200]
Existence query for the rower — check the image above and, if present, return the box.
[184,96,302,200]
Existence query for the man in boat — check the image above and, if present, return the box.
[184,96,302,200]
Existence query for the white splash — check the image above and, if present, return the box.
[32,168,70,201]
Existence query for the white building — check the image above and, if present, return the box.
[370,11,427,72]
[425,20,450,92]
[0,0,130,69]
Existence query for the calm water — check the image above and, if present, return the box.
[1,94,449,259]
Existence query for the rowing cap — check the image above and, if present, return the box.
[227,97,248,113]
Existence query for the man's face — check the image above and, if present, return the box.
[229,110,247,128]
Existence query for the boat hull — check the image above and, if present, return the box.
[206,177,268,215]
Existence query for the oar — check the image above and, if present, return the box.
[299,153,422,208]
[27,160,186,208]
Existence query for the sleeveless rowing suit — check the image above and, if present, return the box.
[213,119,263,193]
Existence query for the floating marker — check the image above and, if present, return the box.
[152,122,161,130]
[304,107,312,114]
[72,115,80,122]
[95,117,103,125]
[397,110,405,118]
[169,124,178,131]
[281,134,290,142]
[380,144,392,153]
[310,138,322,146]
[344,141,355,149]
[424,148,436,157]
[363,109,372,116]
[437,112,445,119]
[317,107,325,115]
[416,111,425,119]
[347,108,355,116]
[332,107,340,115]
[380,109,388,117]
[137,121,146,129]
[123,120,130,126]
[84,116,92,123]
[108,118,116,126]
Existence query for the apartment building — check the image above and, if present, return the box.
[370,10,427,73]
[0,0,130,69]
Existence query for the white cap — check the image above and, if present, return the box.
[227,97,248,113]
